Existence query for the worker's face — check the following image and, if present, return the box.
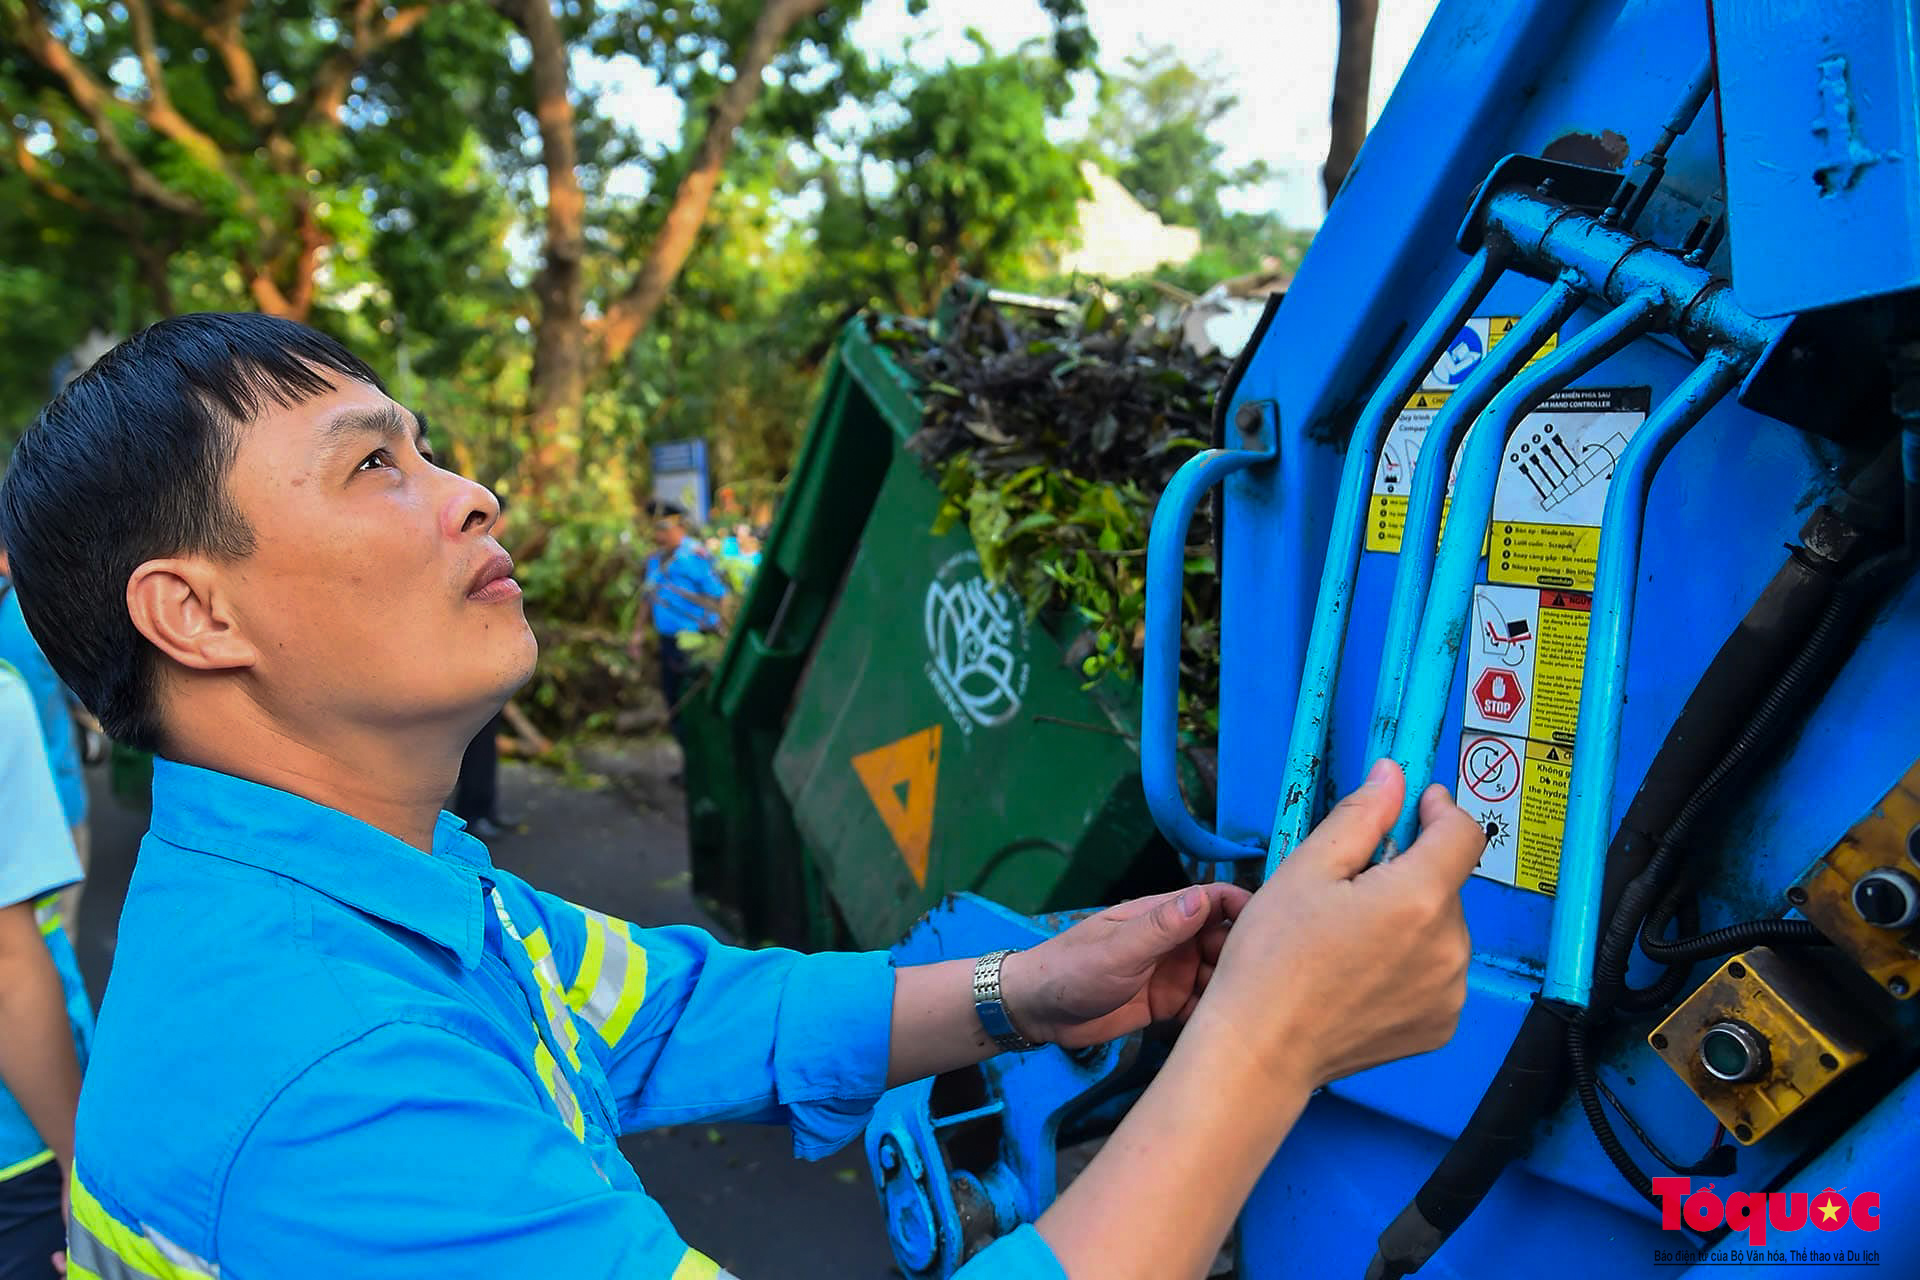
[652,521,682,553]
[185,372,536,739]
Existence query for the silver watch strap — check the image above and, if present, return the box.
[972,949,1038,1052]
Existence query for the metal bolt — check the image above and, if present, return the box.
[1785,885,1809,907]
[1234,402,1263,435]
[1735,1124,1753,1142]
[1728,961,1747,979]
[1891,977,1911,997]
[878,1140,900,1175]
[1819,1052,1839,1071]
[1650,1032,1670,1051]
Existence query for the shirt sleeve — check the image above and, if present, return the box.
[529,890,897,1158]
[209,1020,717,1278]
[0,673,80,910]
[953,1225,1069,1280]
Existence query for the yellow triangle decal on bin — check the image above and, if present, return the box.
[852,725,942,887]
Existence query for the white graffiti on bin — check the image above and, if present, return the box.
[924,552,1031,731]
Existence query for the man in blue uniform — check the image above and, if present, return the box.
[632,508,728,740]
[0,314,1484,1279]
[0,663,90,1280]
[0,537,89,913]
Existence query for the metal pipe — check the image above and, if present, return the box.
[1266,247,1504,868]
[1385,292,1667,853]
[1364,277,1588,769]
[1143,438,1276,867]
[1543,348,1749,1006]
[1482,189,1783,359]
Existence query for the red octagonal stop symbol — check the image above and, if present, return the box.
[1472,668,1525,723]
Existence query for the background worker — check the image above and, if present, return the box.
[1,314,1481,1278]
[0,536,88,927]
[629,507,729,741]
[0,663,91,1280]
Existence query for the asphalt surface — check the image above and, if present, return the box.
[71,751,902,1280]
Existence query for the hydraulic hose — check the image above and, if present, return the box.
[1364,457,1899,1280]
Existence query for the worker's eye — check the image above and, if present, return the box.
[355,449,394,474]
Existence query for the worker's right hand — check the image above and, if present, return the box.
[1183,759,1483,1093]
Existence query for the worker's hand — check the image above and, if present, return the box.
[1000,881,1249,1049]
[1182,759,1482,1092]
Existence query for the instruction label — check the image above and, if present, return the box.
[1489,387,1651,590]
[1369,317,1562,553]
[1460,733,1574,896]
[1459,585,1593,897]
[1462,586,1592,746]
[1367,391,1451,553]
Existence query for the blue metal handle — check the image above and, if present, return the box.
[1142,413,1277,866]
[1543,349,1747,1006]
[1386,291,1666,853]
[1265,247,1502,874]
[1365,278,1587,767]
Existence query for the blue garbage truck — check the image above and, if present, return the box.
[863,1,1920,1275]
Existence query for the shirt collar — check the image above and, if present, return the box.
[147,758,492,969]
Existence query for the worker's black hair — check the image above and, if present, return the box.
[0,313,385,751]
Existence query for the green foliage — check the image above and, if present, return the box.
[1085,45,1310,286]
[807,40,1088,316]
[877,296,1227,741]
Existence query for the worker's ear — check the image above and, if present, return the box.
[126,559,259,672]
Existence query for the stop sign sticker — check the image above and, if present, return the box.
[1472,668,1525,723]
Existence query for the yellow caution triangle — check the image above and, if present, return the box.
[852,726,942,887]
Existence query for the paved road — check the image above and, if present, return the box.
[71,754,902,1280]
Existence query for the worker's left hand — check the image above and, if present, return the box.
[999,883,1249,1049]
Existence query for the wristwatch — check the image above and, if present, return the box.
[972,949,1040,1052]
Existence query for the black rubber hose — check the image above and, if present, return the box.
[1616,895,1699,1013]
[1362,534,1856,1279]
[1568,1013,1656,1206]
[1364,1000,1569,1280]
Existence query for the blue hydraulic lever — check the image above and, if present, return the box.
[1543,348,1748,1006]
[1265,247,1503,874]
[1364,277,1586,768]
[1385,291,1666,854]
[1142,404,1278,868]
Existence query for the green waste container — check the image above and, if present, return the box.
[682,315,1181,951]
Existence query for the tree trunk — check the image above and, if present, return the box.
[511,0,589,495]
[1323,0,1380,206]
[595,0,828,367]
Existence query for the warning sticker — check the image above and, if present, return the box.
[1463,585,1592,746]
[1461,732,1574,896]
[1422,316,1561,392]
[852,725,943,887]
[1489,387,1651,590]
[1367,390,1451,553]
[1369,317,1563,554]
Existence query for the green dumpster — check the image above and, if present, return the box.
[682,314,1181,951]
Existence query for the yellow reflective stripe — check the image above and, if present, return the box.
[564,912,607,1014]
[33,894,62,938]
[491,903,584,1071]
[521,928,584,1070]
[671,1249,722,1280]
[567,909,647,1046]
[70,1174,218,1277]
[0,1148,55,1182]
[533,1042,586,1141]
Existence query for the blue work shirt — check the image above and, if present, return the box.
[0,582,87,828]
[0,665,91,1186]
[70,760,1064,1277]
[645,543,729,637]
